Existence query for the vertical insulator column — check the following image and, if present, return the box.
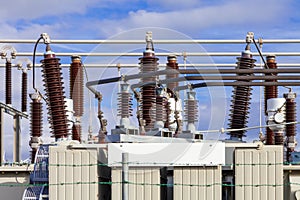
[70,55,83,142]
[41,45,68,140]
[155,87,168,128]
[72,123,81,142]
[5,60,12,105]
[70,55,84,116]
[118,83,133,126]
[284,92,297,162]
[166,55,179,91]
[29,93,43,163]
[265,55,278,145]
[184,91,198,132]
[228,50,256,140]
[139,32,159,131]
[21,70,27,112]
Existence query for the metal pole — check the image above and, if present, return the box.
[122,152,129,200]
[2,39,300,44]
[13,115,21,162]
[0,108,3,165]
[13,51,300,57]
[3,63,300,69]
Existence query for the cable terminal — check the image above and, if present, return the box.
[41,33,51,44]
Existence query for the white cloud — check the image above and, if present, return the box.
[0,0,99,22]
[146,0,201,10]
[94,0,292,37]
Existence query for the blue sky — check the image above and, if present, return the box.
[1,0,300,161]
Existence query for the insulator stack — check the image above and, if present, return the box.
[139,33,159,131]
[22,70,27,112]
[69,55,84,116]
[156,91,168,124]
[41,45,68,140]
[184,91,198,125]
[284,92,297,162]
[29,93,43,163]
[5,60,12,105]
[72,123,81,142]
[228,50,256,140]
[265,55,278,145]
[166,55,179,91]
[117,83,133,119]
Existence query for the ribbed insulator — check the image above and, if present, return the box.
[166,55,179,91]
[156,95,168,122]
[285,93,297,161]
[22,71,27,112]
[184,99,198,123]
[164,100,171,128]
[117,88,133,118]
[41,55,68,139]
[264,55,278,113]
[228,54,255,140]
[264,55,278,145]
[70,56,84,116]
[72,123,81,142]
[139,52,159,131]
[30,99,43,137]
[5,61,12,105]
[286,99,296,137]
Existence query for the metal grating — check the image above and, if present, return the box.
[22,186,48,200]
[32,145,50,182]
[48,145,98,200]
[173,166,222,200]
[235,146,283,200]
[111,167,160,200]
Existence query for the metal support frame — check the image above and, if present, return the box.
[122,152,129,200]
[0,102,27,164]
[13,115,21,162]
[0,108,3,165]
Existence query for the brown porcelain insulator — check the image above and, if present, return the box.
[264,55,278,145]
[41,48,68,139]
[184,99,198,123]
[228,52,256,140]
[164,100,171,128]
[156,95,168,123]
[30,98,43,137]
[275,133,284,145]
[166,55,179,91]
[30,94,43,163]
[72,123,81,142]
[286,98,296,137]
[22,71,27,112]
[184,91,198,124]
[139,51,159,131]
[284,92,296,161]
[117,86,133,118]
[70,55,84,116]
[5,61,12,105]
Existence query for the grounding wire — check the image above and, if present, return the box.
[252,37,269,69]
[32,36,43,91]
[82,63,94,138]
[197,120,300,133]
[259,40,263,134]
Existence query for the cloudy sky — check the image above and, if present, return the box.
[0,0,300,161]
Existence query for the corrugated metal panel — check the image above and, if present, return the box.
[111,167,160,200]
[49,145,98,200]
[235,145,283,200]
[173,166,222,200]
